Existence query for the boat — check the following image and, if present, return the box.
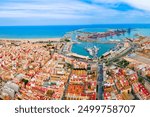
[94,46,99,53]
[85,46,100,57]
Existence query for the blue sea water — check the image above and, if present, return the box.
[1,24,150,38]
[0,26,79,38]
[72,42,116,58]
[78,28,108,33]
[0,24,150,57]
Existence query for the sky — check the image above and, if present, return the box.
[0,0,150,26]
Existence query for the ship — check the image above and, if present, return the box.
[77,29,128,41]
[85,46,99,57]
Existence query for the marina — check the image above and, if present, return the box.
[1,26,150,58]
[85,46,99,58]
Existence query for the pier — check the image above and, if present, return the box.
[67,53,89,59]
[76,29,128,42]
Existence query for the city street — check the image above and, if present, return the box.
[97,64,104,100]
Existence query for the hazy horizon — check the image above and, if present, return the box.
[1,24,150,27]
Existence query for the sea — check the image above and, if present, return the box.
[0,24,150,57]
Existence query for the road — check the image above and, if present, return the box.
[137,72,150,83]
[97,64,104,100]
[108,46,132,64]
[62,69,73,100]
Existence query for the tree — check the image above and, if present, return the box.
[64,38,70,42]
[138,77,145,85]
[138,77,143,83]
[114,59,119,62]
[88,84,91,89]
[22,79,29,85]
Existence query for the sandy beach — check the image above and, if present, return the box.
[0,37,61,42]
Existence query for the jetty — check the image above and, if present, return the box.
[76,29,128,42]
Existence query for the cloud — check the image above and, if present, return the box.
[124,0,150,11]
[0,0,150,25]
[0,0,98,18]
[92,0,150,11]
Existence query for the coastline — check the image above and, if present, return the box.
[0,37,61,42]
